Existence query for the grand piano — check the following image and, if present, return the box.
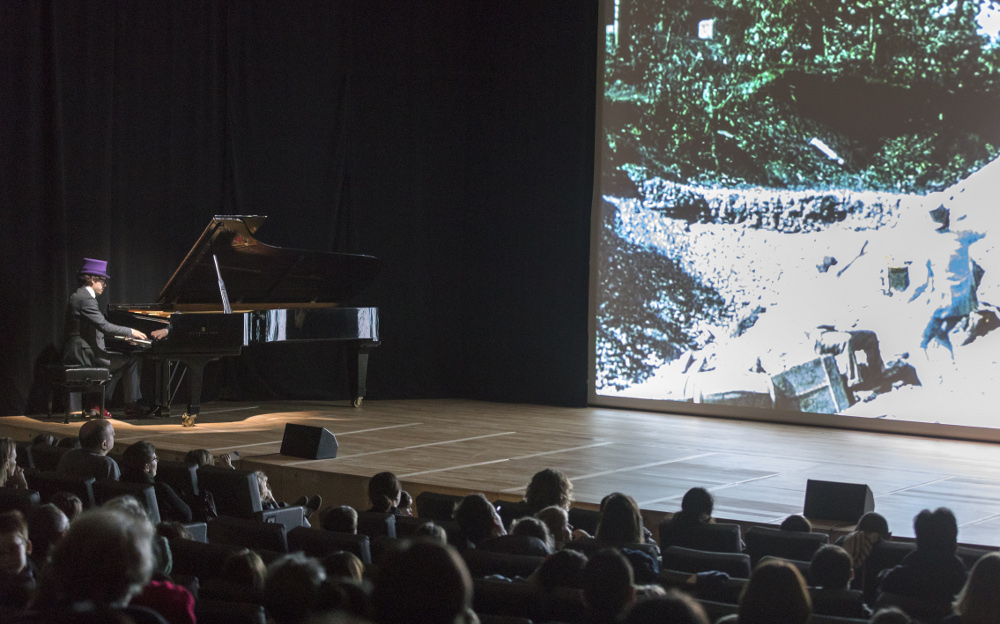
[110,215,380,426]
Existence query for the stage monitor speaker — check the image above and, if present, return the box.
[280,424,338,460]
[803,479,874,524]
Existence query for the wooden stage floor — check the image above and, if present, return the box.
[3,399,1000,548]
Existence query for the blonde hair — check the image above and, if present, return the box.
[954,552,1000,624]
[0,438,15,487]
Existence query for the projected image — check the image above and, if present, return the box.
[595,0,1000,427]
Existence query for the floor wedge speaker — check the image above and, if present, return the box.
[803,479,874,523]
[280,424,338,460]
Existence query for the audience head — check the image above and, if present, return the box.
[536,505,573,547]
[263,552,328,624]
[321,505,359,534]
[222,549,267,589]
[398,490,414,515]
[739,559,811,624]
[32,433,56,447]
[524,468,574,511]
[868,606,912,624]
[412,521,447,544]
[368,471,402,512]
[78,419,115,454]
[0,511,31,579]
[454,493,505,545]
[810,544,853,589]
[321,550,364,583]
[254,470,274,504]
[914,507,958,551]
[27,504,69,563]
[780,514,812,532]
[184,448,215,467]
[679,487,714,522]
[0,438,16,486]
[372,539,473,624]
[596,492,644,545]
[582,548,636,619]
[622,590,710,624]
[121,440,158,482]
[56,436,80,449]
[534,548,587,592]
[511,516,554,552]
[103,494,152,523]
[953,552,1000,624]
[50,492,83,523]
[856,511,890,537]
[35,507,154,607]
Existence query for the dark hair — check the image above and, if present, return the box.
[809,545,852,589]
[511,516,553,552]
[0,510,28,540]
[32,433,56,447]
[739,559,811,624]
[780,514,812,532]
[56,436,81,449]
[368,472,401,511]
[535,549,588,592]
[321,550,364,583]
[596,492,644,545]
[677,487,714,523]
[371,539,472,624]
[412,521,447,543]
[28,504,69,561]
[953,552,1000,624]
[121,441,156,483]
[454,493,498,544]
[264,553,327,624]
[50,492,83,522]
[856,512,890,536]
[583,548,635,616]
[525,469,573,511]
[623,590,710,624]
[914,507,958,551]
[321,506,358,534]
[222,549,266,589]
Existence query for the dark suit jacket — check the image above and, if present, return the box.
[62,286,132,366]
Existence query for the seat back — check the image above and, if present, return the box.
[208,515,289,553]
[197,466,262,518]
[287,526,372,564]
[809,588,868,619]
[93,480,161,524]
[861,540,914,604]
[182,522,209,543]
[0,486,40,515]
[157,460,199,497]
[31,445,71,472]
[194,598,267,624]
[394,514,432,537]
[568,507,601,535]
[494,500,532,530]
[357,510,396,539]
[463,548,545,579]
[478,534,551,557]
[416,491,462,522]
[473,578,544,620]
[744,526,829,565]
[15,443,35,470]
[26,471,96,508]
[659,519,743,553]
[169,538,242,581]
[662,546,752,578]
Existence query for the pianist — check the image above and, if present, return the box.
[62,258,149,419]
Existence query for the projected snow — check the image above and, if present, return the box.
[595,0,1000,427]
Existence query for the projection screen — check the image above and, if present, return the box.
[591,0,1000,436]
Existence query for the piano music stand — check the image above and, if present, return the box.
[47,365,113,424]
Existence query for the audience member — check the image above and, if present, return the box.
[31,434,56,447]
[263,553,330,624]
[454,493,505,547]
[536,505,576,549]
[222,549,267,589]
[371,539,474,624]
[524,468,574,512]
[183,448,234,468]
[412,521,447,544]
[367,471,402,514]
[253,470,320,520]
[810,544,853,589]
[869,606,912,624]
[55,436,81,450]
[321,550,364,583]
[26,504,69,567]
[397,490,414,516]
[582,548,636,624]
[156,522,193,542]
[0,510,36,612]
[842,511,891,577]
[510,516,554,552]
[780,514,812,532]
[660,487,715,549]
[49,492,83,523]
[530,548,588,592]
[734,559,811,624]
[120,441,192,523]
[321,505,358,534]
[56,419,120,480]
[102,495,173,577]
[130,578,196,624]
[878,507,967,621]
[945,552,1000,624]
[0,438,28,489]
[595,492,644,546]
[622,590,710,624]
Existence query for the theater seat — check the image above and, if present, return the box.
[662,546,752,578]
[463,548,544,579]
[658,519,743,553]
[415,491,462,522]
[169,538,243,581]
[357,510,396,539]
[93,480,161,524]
[196,466,304,530]
[286,526,372,564]
[195,598,266,624]
[744,526,829,565]
[26,471,96,508]
[156,460,199,498]
[208,516,289,553]
[0,487,40,515]
[809,587,868,619]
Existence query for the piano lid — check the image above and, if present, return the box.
[155,215,380,310]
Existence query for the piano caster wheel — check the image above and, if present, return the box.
[181,412,197,427]
[352,397,363,408]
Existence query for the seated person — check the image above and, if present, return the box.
[946,552,1000,624]
[0,438,27,490]
[529,548,588,592]
[263,553,339,624]
[27,504,69,568]
[56,419,120,480]
[524,468,574,513]
[367,471,404,514]
[622,590,710,624]
[582,548,636,624]
[810,545,869,619]
[596,493,654,549]
[536,504,581,549]
[183,448,235,469]
[254,470,320,522]
[411,521,447,544]
[321,551,364,583]
[321,506,358,534]
[0,510,36,612]
[397,490,414,516]
[660,487,715,549]
[509,516,554,553]
[721,559,811,624]
[120,441,192,523]
[371,540,474,624]
[780,514,813,532]
[453,493,505,548]
[841,511,891,584]
[49,492,83,523]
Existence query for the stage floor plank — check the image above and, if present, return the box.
[4,399,1000,548]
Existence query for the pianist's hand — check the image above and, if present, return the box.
[131,328,148,340]
[151,328,169,340]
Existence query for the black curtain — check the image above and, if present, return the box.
[1,1,596,415]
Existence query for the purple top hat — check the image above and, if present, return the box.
[77,258,110,279]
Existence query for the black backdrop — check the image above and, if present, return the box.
[0,1,597,415]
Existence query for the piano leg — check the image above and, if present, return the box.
[153,359,171,417]
[349,341,377,408]
[181,358,211,427]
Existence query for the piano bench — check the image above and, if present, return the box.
[47,366,112,424]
